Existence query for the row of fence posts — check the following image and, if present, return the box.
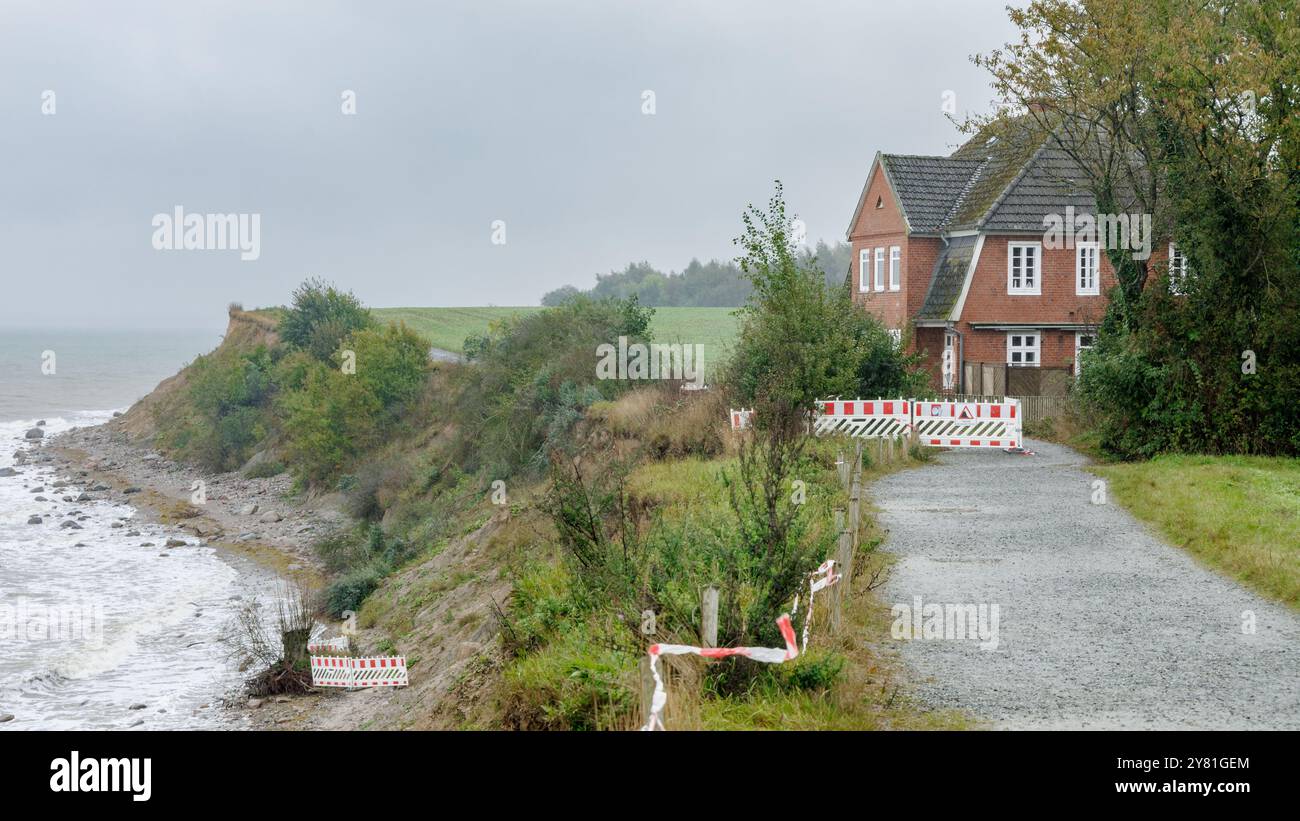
[637,441,869,728]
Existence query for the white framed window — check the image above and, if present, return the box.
[1074,332,1096,376]
[889,246,901,291]
[1007,332,1040,367]
[858,249,870,293]
[1076,242,1099,295]
[887,328,902,348]
[1008,242,1041,295]
[1168,243,1189,295]
[874,248,885,291]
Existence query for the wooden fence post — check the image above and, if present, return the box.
[830,509,846,634]
[639,655,656,729]
[701,586,719,649]
[837,451,849,490]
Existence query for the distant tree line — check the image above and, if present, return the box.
[541,240,852,307]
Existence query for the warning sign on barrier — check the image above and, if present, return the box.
[911,399,1020,449]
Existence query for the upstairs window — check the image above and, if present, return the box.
[858,249,870,293]
[889,246,901,291]
[1169,243,1190,295]
[874,248,885,291]
[1007,332,1040,367]
[1076,242,1099,295]
[1008,242,1041,295]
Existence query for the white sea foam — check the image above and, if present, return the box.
[0,413,275,729]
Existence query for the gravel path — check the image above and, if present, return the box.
[875,439,1300,729]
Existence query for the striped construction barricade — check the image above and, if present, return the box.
[910,398,1021,449]
[813,399,912,439]
[730,397,1023,450]
[310,655,409,689]
[307,635,349,654]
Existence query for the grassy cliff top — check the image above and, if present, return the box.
[372,306,742,361]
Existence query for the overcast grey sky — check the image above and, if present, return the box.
[0,0,1019,330]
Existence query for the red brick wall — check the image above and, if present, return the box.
[848,162,909,331]
[957,235,1114,329]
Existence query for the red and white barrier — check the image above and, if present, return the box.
[641,614,799,731]
[728,397,1022,450]
[910,399,1020,449]
[729,408,754,431]
[310,655,409,689]
[307,636,349,654]
[813,399,912,439]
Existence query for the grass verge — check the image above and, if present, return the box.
[1091,454,1300,609]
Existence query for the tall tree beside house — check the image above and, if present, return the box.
[973,0,1300,457]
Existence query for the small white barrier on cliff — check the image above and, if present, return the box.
[310,655,408,689]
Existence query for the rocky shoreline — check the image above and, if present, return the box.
[12,419,357,729]
[25,422,344,574]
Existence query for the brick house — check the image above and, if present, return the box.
[846,122,1181,396]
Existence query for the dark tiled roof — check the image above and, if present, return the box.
[880,154,984,233]
[980,142,1097,231]
[945,122,1050,230]
[917,235,978,320]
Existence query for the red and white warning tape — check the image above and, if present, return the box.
[310,655,409,689]
[641,614,799,731]
[798,560,841,653]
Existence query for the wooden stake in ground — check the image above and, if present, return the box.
[830,509,846,633]
[701,586,719,649]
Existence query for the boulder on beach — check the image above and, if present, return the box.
[59,520,83,530]
[36,420,46,426]
[240,503,260,516]
[27,516,42,525]
[259,511,282,523]
[165,538,187,547]
[0,714,14,723]
[24,428,43,440]
[123,486,142,494]
[0,467,19,477]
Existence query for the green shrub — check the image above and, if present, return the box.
[159,345,275,471]
[325,560,388,618]
[780,652,845,692]
[278,278,374,361]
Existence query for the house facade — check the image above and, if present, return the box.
[846,124,1179,396]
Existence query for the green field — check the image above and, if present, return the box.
[373,306,742,371]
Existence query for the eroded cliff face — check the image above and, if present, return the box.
[111,307,280,443]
